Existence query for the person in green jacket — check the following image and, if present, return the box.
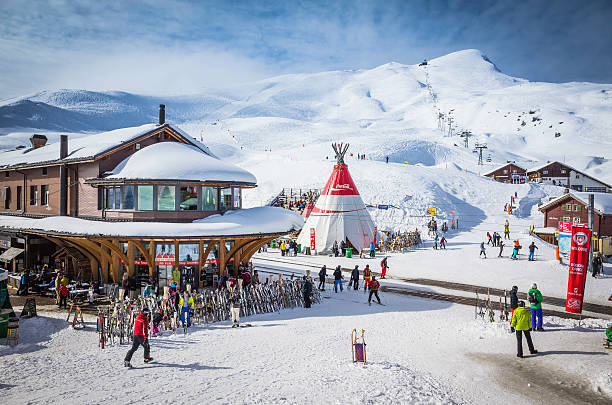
[606,324,612,342]
[510,301,538,358]
[528,283,544,331]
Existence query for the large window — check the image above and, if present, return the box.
[123,186,135,210]
[41,185,49,206]
[220,187,232,210]
[105,186,122,209]
[16,186,22,210]
[179,186,198,211]
[157,185,176,211]
[2,187,10,209]
[233,187,241,208]
[137,185,153,211]
[30,185,38,205]
[202,186,217,211]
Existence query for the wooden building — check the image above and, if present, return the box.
[538,192,612,238]
[527,161,610,193]
[484,163,526,183]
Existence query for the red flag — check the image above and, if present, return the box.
[565,227,591,313]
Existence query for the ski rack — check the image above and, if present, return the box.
[352,328,367,363]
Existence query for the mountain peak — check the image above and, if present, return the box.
[429,49,501,72]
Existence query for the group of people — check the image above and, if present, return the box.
[433,234,447,250]
[318,263,382,305]
[509,283,544,357]
[480,220,539,261]
[280,240,298,257]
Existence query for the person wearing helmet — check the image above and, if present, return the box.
[528,283,544,331]
[510,301,538,358]
[124,308,152,367]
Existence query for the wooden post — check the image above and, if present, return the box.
[198,239,204,288]
[149,240,156,279]
[219,239,226,276]
[127,241,135,277]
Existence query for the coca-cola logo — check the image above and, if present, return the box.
[572,232,588,246]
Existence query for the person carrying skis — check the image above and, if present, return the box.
[318,265,327,291]
[303,276,313,308]
[178,290,194,328]
[380,257,389,278]
[230,290,241,327]
[528,242,538,261]
[350,265,360,290]
[504,220,510,239]
[509,285,519,332]
[510,301,538,358]
[368,276,381,306]
[363,265,372,292]
[487,232,493,245]
[480,242,487,258]
[124,308,152,367]
[439,236,446,249]
[498,241,504,257]
[333,265,343,293]
[528,283,544,331]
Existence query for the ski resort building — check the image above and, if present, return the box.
[0,106,303,288]
[483,163,527,184]
[526,161,611,193]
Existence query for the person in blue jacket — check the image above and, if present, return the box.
[369,242,375,258]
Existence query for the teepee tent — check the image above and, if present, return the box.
[297,143,375,254]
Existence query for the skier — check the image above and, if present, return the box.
[230,290,241,327]
[509,285,519,332]
[179,290,194,328]
[511,240,521,260]
[528,283,544,331]
[433,234,439,250]
[510,301,538,358]
[350,265,359,290]
[333,265,343,293]
[124,308,152,367]
[528,242,538,261]
[303,276,312,308]
[498,241,504,257]
[318,265,327,291]
[480,242,487,258]
[385,156,389,163]
[368,276,381,306]
[504,220,510,239]
[439,236,446,250]
[363,265,372,292]
[487,232,493,245]
[380,257,389,279]
[369,241,376,258]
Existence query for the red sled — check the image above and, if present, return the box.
[352,328,366,363]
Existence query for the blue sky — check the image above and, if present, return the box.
[0,0,610,99]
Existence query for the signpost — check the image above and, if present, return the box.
[377,205,389,210]
[427,208,437,216]
[565,227,591,314]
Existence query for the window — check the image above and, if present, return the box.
[2,187,10,209]
[137,185,153,210]
[563,217,571,222]
[42,167,47,175]
[543,170,548,174]
[179,186,198,211]
[560,169,566,174]
[16,186,22,210]
[202,186,217,212]
[41,185,49,206]
[503,169,508,174]
[573,217,581,223]
[576,174,580,179]
[574,204,581,212]
[123,186,135,209]
[512,169,517,173]
[157,185,175,211]
[30,185,38,205]
[114,186,121,208]
[220,187,232,210]
[233,187,241,208]
[105,187,114,209]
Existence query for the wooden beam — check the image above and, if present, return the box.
[219,239,226,277]
[198,239,204,288]
[94,238,132,277]
[241,236,276,265]
[127,241,136,277]
[225,239,252,276]
[149,240,156,280]
[131,240,154,277]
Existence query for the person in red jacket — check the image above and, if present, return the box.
[380,257,388,279]
[368,276,381,306]
[124,308,152,367]
[58,284,69,309]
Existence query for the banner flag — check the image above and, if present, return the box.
[565,227,591,314]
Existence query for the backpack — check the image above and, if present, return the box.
[243,272,251,284]
[528,291,538,305]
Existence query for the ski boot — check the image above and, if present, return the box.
[124,361,132,368]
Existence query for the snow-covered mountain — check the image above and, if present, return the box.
[1,49,611,232]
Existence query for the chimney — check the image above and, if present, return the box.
[59,135,68,216]
[60,135,68,159]
[159,104,165,125]
[30,134,48,149]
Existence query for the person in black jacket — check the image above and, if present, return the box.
[318,265,327,291]
[509,285,519,332]
[350,265,360,290]
[303,276,313,308]
[333,265,343,293]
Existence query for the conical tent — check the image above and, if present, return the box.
[297,143,375,253]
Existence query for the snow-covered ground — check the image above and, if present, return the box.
[2,289,611,405]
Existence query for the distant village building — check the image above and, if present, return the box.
[527,161,610,193]
[483,163,526,184]
[0,106,302,288]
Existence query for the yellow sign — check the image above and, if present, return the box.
[427,208,437,216]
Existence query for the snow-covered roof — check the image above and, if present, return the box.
[105,142,256,185]
[0,123,214,170]
[0,207,304,238]
[526,161,611,188]
[538,192,612,215]
[483,162,526,176]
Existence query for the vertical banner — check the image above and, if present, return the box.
[565,227,591,314]
[374,226,377,244]
[310,228,316,251]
